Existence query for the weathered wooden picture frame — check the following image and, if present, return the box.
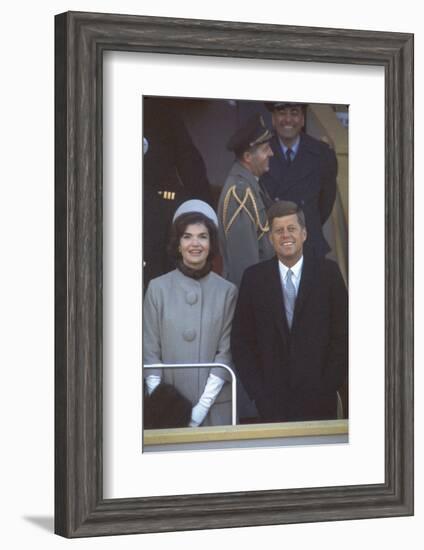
[55,11,413,537]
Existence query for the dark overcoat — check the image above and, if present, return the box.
[260,133,337,258]
[231,254,348,422]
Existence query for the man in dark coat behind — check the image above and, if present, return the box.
[231,200,348,422]
[260,102,338,259]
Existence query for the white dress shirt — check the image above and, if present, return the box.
[278,256,304,296]
[278,135,300,160]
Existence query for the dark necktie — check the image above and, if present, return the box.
[286,148,293,166]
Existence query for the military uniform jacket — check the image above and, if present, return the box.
[143,269,237,426]
[217,161,274,288]
[231,254,348,422]
[260,133,337,258]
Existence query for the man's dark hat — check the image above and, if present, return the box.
[265,101,308,112]
[227,114,273,155]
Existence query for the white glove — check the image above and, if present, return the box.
[189,373,225,427]
[145,374,161,395]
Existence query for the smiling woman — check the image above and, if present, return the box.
[179,224,211,270]
[143,200,238,428]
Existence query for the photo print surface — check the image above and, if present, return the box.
[142,95,349,453]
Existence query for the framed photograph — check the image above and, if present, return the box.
[55,11,413,537]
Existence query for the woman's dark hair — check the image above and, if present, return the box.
[168,211,219,262]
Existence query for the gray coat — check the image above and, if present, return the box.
[143,269,238,426]
[217,161,274,288]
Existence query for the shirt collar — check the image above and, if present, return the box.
[278,255,304,280]
[278,135,300,156]
[236,160,259,181]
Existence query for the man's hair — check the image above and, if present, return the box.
[168,211,219,261]
[267,200,306,229]
[235,142,260,162]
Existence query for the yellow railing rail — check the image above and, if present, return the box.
[144,419,348,446]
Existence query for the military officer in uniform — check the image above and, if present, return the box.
[217,114,275,422]
[217,114,275,289]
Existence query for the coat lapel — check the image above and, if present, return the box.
[292,253,316,327]
[267,257,291,342]
[270,135,315,196]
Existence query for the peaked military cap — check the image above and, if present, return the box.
[265,101,308,112]
[227,114,273,155]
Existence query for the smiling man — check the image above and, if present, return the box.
[218,113,275,289]
[231,200,348,422]
[260,102,338,259]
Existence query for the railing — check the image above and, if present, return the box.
[144,362,237,425]
[144,419,349,448]
[144,363,348,450]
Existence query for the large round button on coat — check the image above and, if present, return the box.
[183,328,197,342]
[185,291,198,305]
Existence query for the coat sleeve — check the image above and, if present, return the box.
[230,271,266,402]
[323,262,348,392]
[143,281,163,378]
[211,284,238,382]
[221,182,263,288]
[319,145,338,225]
